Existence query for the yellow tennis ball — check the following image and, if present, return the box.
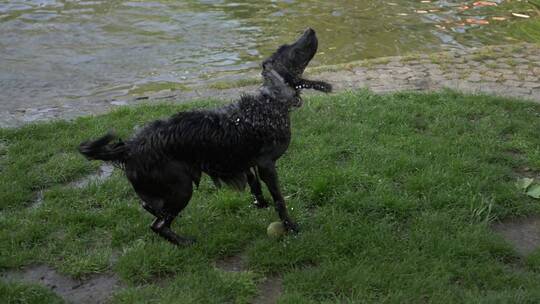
[267,221,286,239]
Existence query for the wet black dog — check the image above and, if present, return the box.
[79,28,331,245]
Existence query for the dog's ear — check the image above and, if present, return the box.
[261,69,295,101]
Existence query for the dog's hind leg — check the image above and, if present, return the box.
[131,163,196,246]
[137,190,195,246]
[257,161,299,233]
[246,168,269,208]
[150,176,195,246]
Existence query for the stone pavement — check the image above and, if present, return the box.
[314,43,540,100]
[1,43,539,128]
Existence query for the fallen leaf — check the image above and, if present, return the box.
[526,184,540,199]
[458,5,470,10]
[512,12,530,18]
[429,9,440,12]
[516,177,534,190]
[421,0,431,3]
[398,13,409,16]
[466,18,490,25]
[416,10,428,13]
[473,1,498,7]
[492,16,507,21]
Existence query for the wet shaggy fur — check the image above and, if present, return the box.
[79,28,331,245]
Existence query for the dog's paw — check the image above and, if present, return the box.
[172,235,197,246]
[252,198,269,209]
[284,220,300,234]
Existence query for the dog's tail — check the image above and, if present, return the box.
[78,132,128,164]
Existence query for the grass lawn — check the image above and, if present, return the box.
[1,90,540,303]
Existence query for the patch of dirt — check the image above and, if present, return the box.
[513,166,540,180]
[30,163,116,209]
[252,276,283,304]
[215,253,247,272]
[71,164,115,188]
[31,190,45,208]
[504,148,524,159]
[214,253,283,304]
[1,264,121,304]
[492,216,540,255]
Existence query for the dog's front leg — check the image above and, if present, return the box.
[151,214,195,246]
[246,168,269,208]
[257,161,299,232]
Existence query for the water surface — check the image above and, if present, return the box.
[0,0,538,110]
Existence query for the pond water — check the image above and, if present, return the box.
[0,0,538,110]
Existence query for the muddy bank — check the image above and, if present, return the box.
[1,264,121,304]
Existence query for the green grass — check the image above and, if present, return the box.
[1,90,540,303]
[0,282,63,304]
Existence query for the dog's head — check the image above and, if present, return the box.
[262,28,332,100]
[263,28,318,81]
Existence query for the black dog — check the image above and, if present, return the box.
[79,28,331,245]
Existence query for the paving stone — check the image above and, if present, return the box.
[394,73,412,80]
[484,71,502,78]
[476,65,490,73]
[501,69,517,75]
[445,72,460,80]
[499,86,532,95]
[428,68,444,75]
[454,63,470,70]
[455,82,482,94]
[496,63,512,69]
[385,61,403,67]
[438,79,461,89]
[517,64,531,71]
[481,75,499,82]
[429,75,447,83]
[523,76,538,82]
[531,89,540,102]
[512,58,529,64]
[353,68,368,76]
[502,74,520,81]
[467,73,482,82]
[522,82,540,89]
[422,63,440,70]
[503,80,523,87]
